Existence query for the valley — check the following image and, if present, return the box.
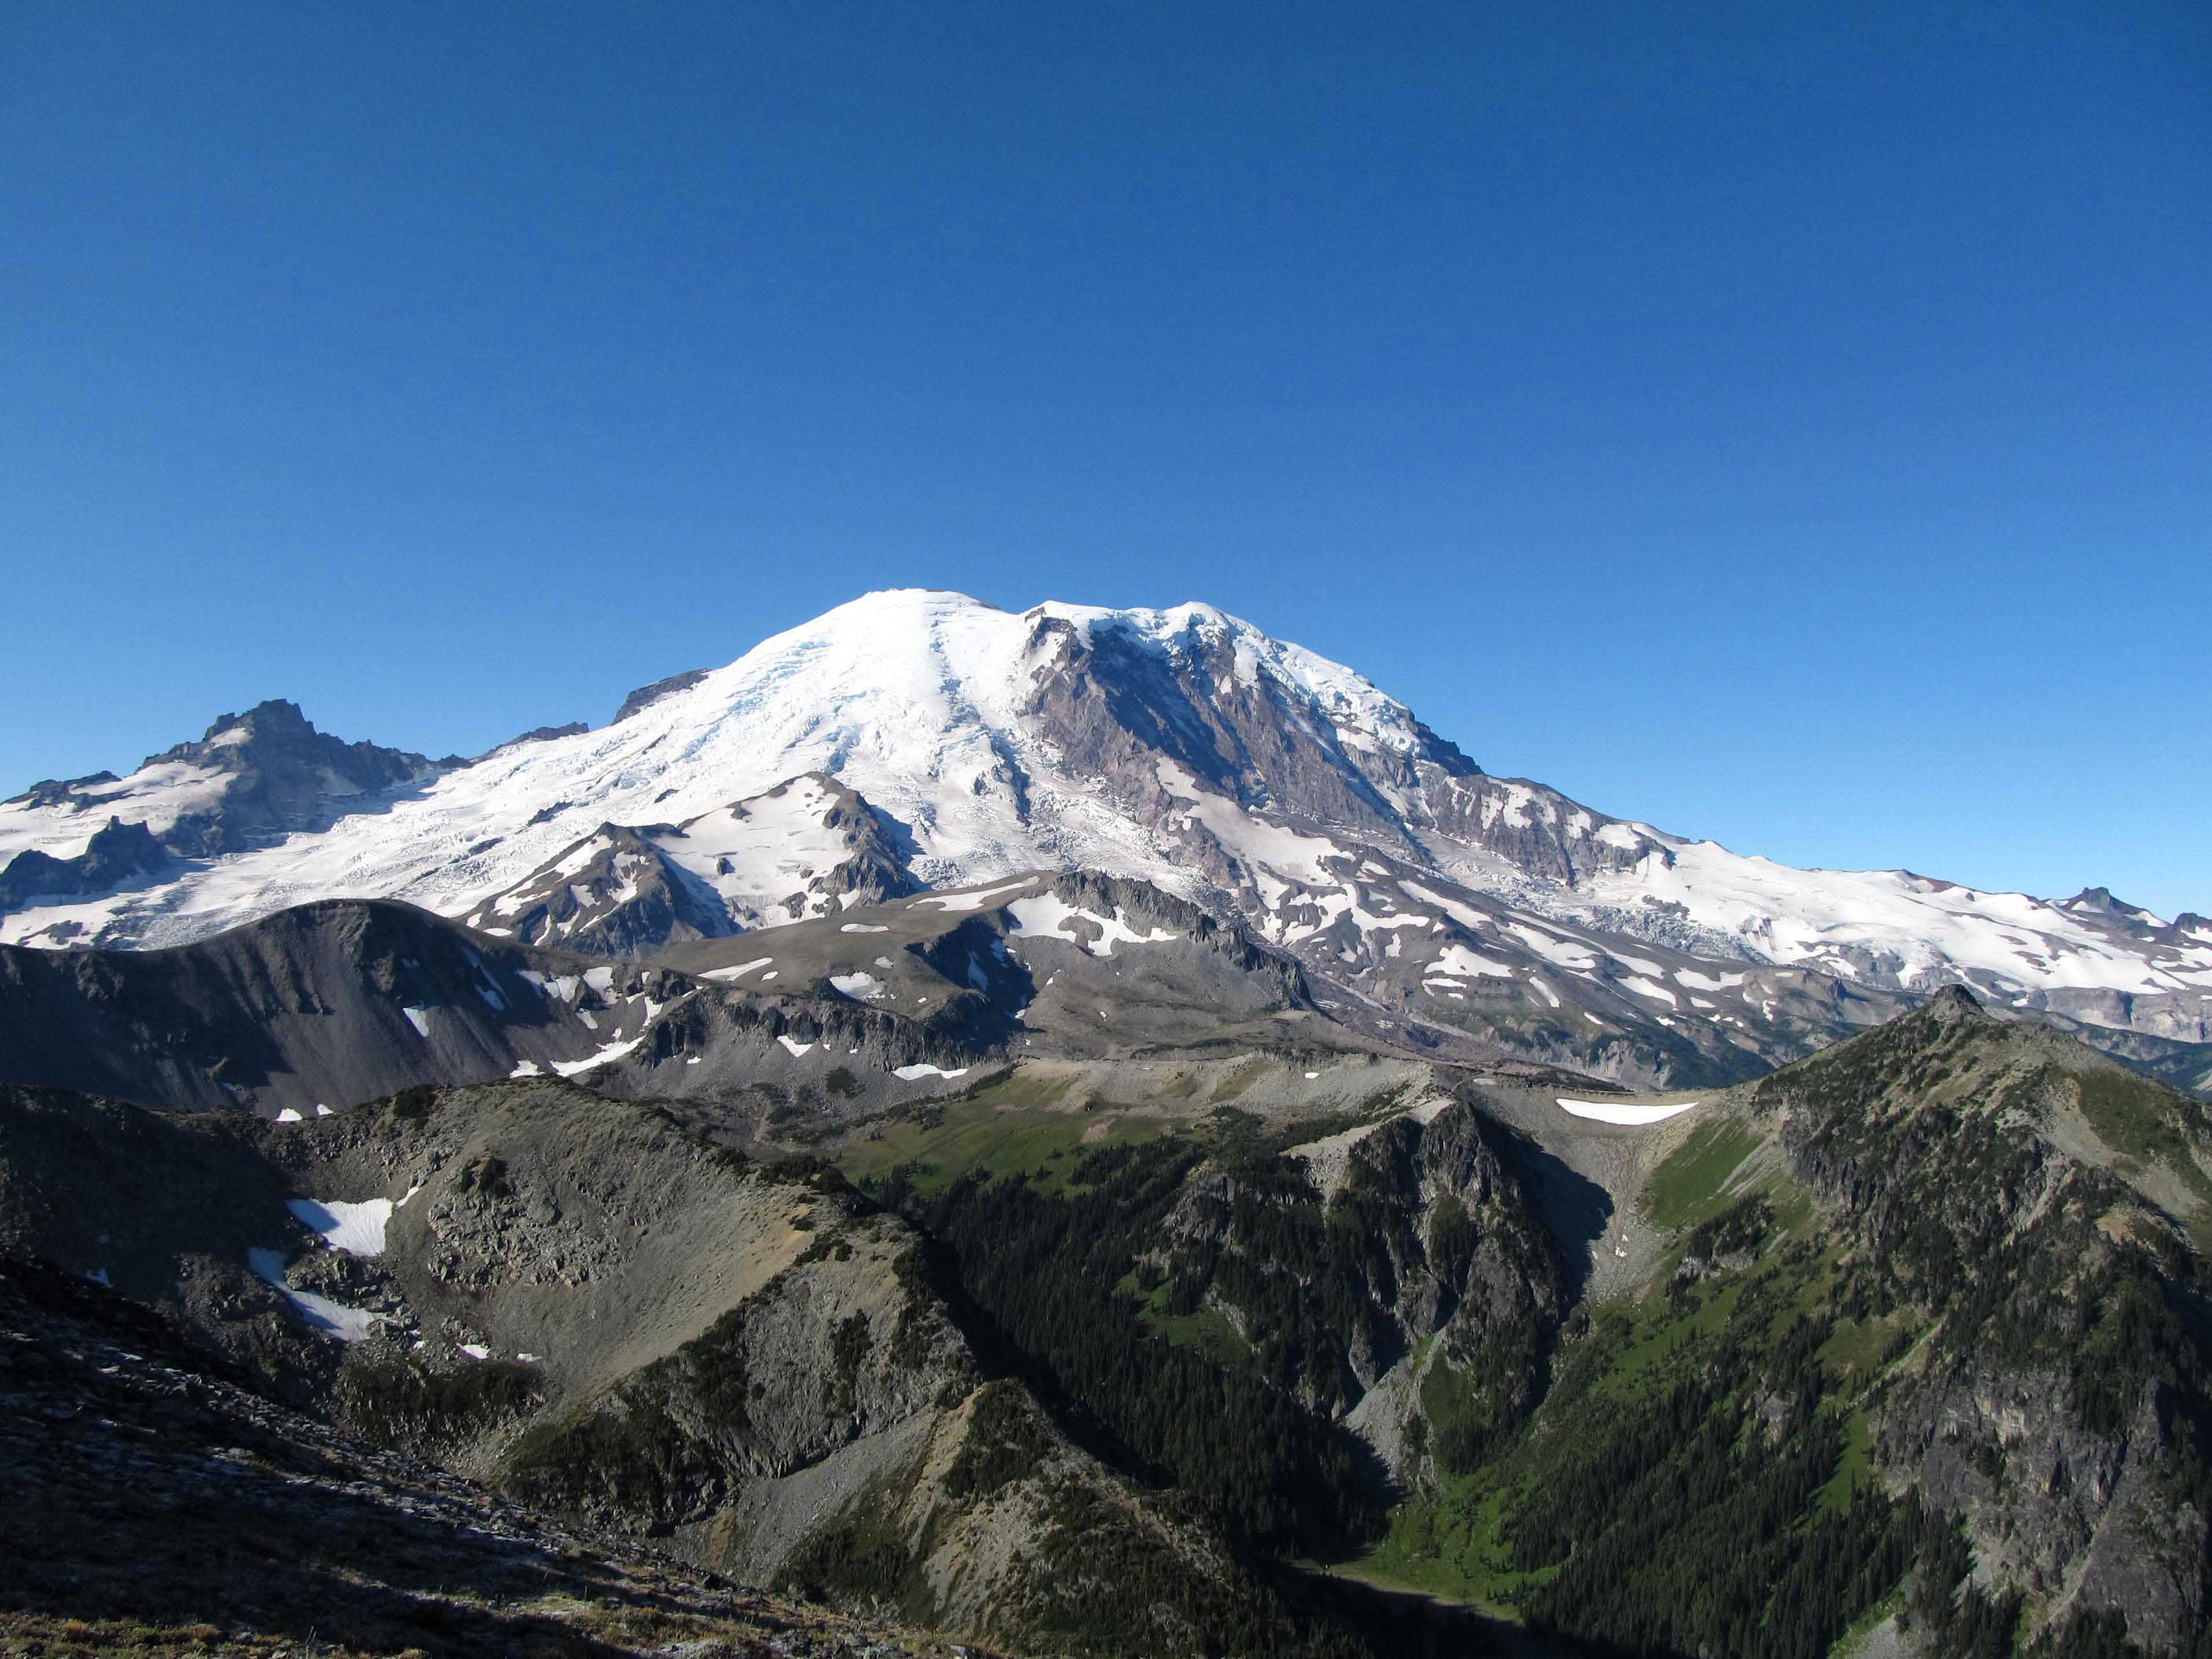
[0,593,2206,1657]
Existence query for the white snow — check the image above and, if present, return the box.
[1555,1097,1701,1126]
[830,972,888,1000]
[287,1196,396,1256]
[552,1036,643,1076]
[701,957,774,982]
[1005,892,1176,957]
[777,1034,815,1057]
[401,1005,430,1038]
[3,587,2199,1052]
[246,1248,383,1342]
[1504,921,1598,972]
[1675,967,1749,991]
[274,1108,303,1122]
[914,877,1044,912]
[1619,976,1679,1008]
[840,923,889,933]
[895,1063,969,1081]
[646,776,866,927]
[1434,943,1514,980]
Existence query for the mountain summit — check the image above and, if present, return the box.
[2,589,2206,1090]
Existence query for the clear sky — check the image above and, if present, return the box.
[3,2,2206,915]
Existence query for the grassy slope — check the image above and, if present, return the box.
[1349,1105,1914,1631]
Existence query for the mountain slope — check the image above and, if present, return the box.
[3,591,2204,1089]
[1339,990,2212,1655]
[0,1079,1360,1657]
[0,1254,1022,1659]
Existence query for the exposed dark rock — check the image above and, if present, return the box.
[0,816,167,913]
[613,668,709,723]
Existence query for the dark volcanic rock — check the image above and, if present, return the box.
[0,816,168,913]
[613,668,709,723]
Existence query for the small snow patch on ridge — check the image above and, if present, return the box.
[553,1036,643,1076]
[895,1063,969,1082]
[1556,1096,1700,1126]
[915,878,1041,913]
[701,958,773,982]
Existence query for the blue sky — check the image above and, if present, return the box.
[4,2,2207,914]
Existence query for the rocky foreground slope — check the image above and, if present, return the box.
[0,1254,1009,1658]
[0,1077,1377,1657]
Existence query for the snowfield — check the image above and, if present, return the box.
[286,1196,396,1256]
[1556,1097,1702,1126]
[2,589,2200,1048]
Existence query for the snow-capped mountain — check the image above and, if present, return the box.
[2,589,2206,1086]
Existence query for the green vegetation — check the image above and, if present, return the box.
[1643,1115,1762,1229]
[773,1449,943,1624]
[833,1010,2212,1655]
[1352,1470,1544,1612]
[1124,1270,1255,1365]
[941,1379,1054,1500]
[834,1074,1169,1196]
[1359,1236,1921,1658]
[866,1136,1376,1555]
[2071,1064,2212,1222]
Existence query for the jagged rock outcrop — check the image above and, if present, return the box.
[0,816,167,914]
[613,668,709,723]
[465,772,917,955]
[1152,1095,1564,1448]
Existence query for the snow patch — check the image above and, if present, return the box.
[701,957,773,982]
[1006,892,1176,957]
[552,1037,643,1076]
[1555,1097,1701,1126]
[246,1248,383,1342]
[287,1197,395,1257]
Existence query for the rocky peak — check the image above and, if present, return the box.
[0,818,169,914]
[612,668,708,724]
[1925,983,1989,1023]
